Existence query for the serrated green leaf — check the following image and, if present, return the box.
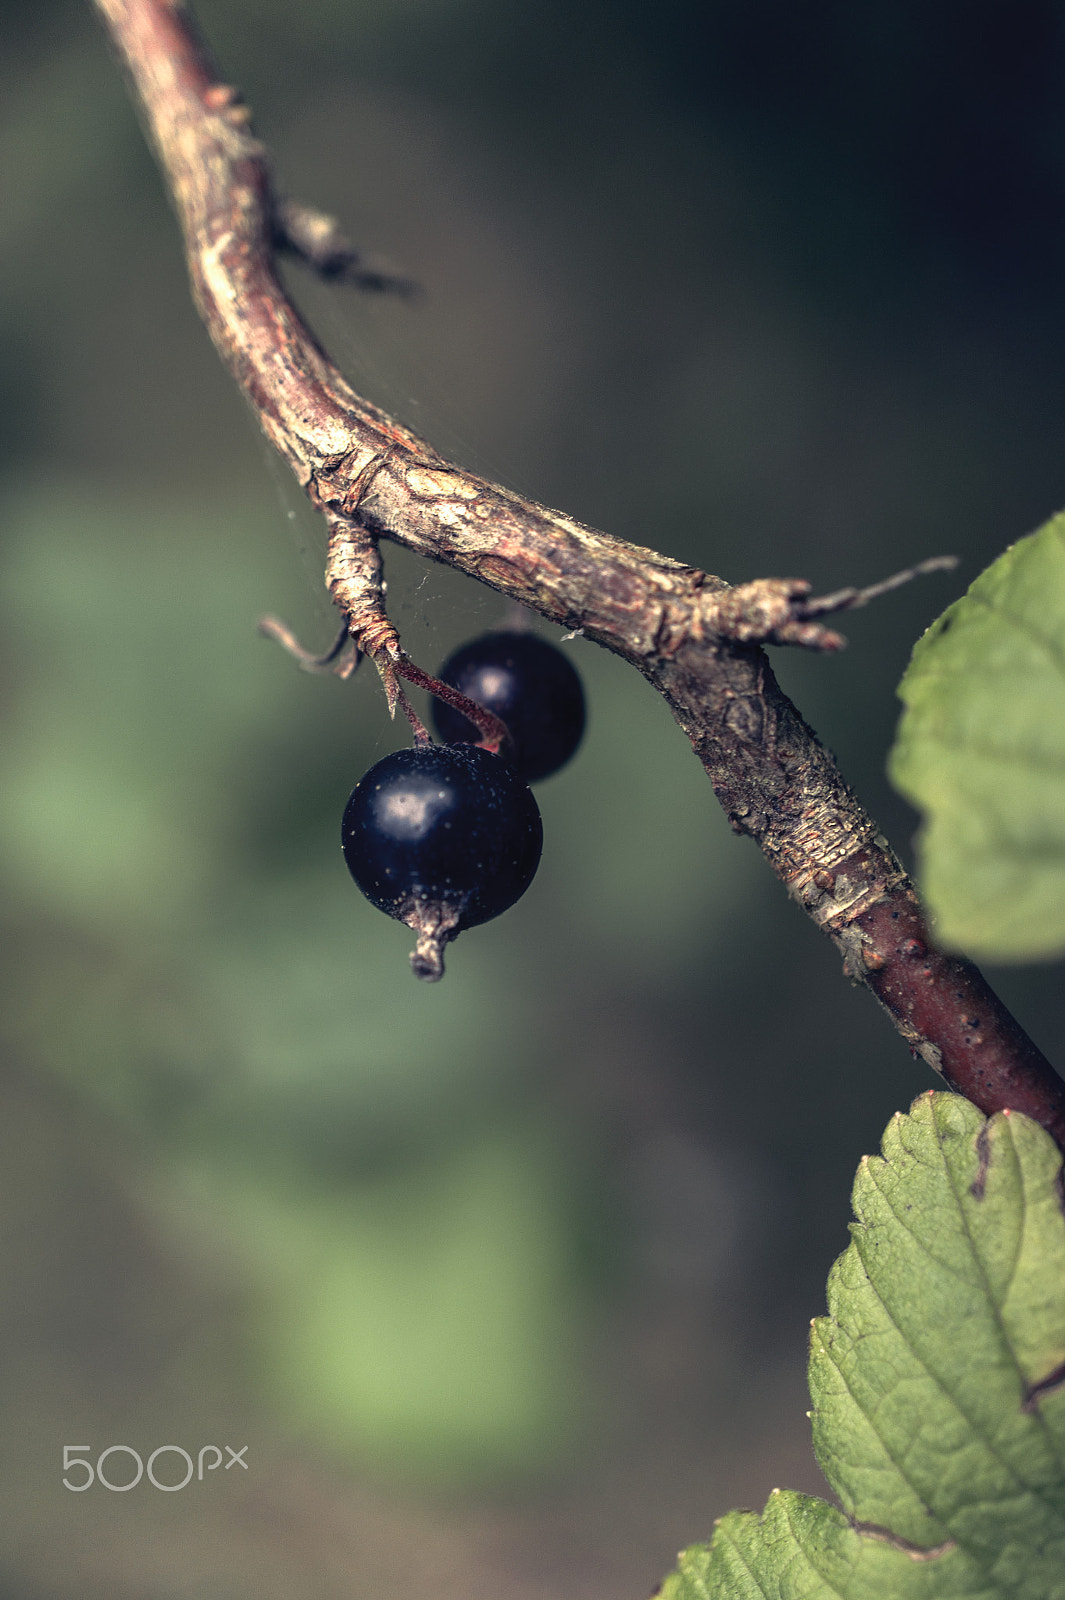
[658,1093,1065,1600]
[888,512,1065,960]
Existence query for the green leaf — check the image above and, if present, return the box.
[658,1093,1065,1599]
[888,512,1065,960]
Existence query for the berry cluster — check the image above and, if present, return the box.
[341,630,585,980]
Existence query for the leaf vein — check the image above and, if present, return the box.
[848,1146,1065,1531]
[936,1116,1065,1477]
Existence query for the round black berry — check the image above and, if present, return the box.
[430,630,586,782]
[341,742,543,981]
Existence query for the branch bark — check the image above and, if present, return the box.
[94,0,1065,1148]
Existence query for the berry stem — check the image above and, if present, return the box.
[393,682,432,746]
[393,657,513,757]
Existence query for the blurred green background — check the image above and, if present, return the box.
[3,1,1065,1594]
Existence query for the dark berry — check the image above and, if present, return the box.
[341,742,542,981]
[431,630,585,782]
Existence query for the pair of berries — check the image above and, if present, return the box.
[341,631,585,980]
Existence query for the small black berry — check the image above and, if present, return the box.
[341,742,543,980]
[431,630,585,782]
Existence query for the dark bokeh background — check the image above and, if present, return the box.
[3,1,1065,1594]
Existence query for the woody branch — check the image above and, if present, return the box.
[94,0,1065,1147]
